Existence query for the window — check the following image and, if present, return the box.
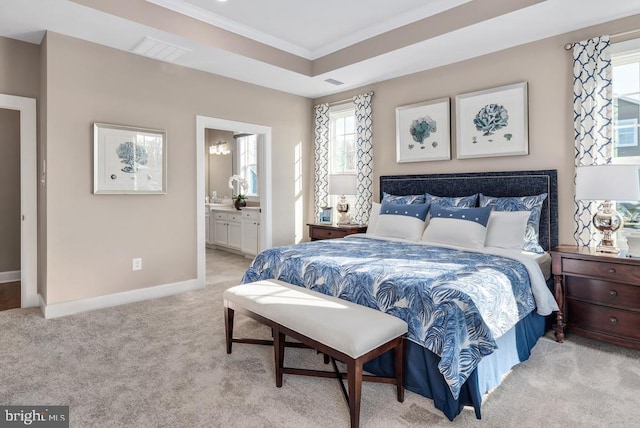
[329,105,357,208]
[236,134,258,196]
[612,42,640,229]
[616,118,639,148]
[329,106,357,174]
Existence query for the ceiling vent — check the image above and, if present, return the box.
[324,78,344,86]
[132,36,191,62]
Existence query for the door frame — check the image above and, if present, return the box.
[196,116,272,282]
[0,94,38,307]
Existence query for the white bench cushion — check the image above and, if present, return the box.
[224,279,408,359]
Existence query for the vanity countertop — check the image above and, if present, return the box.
[207,205,261,213]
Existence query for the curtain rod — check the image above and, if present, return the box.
[564,28,640,50]
[328,98,352,106]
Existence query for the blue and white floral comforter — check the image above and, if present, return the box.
[242,235,551,399]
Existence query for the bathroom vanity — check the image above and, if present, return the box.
[206,205,261,256]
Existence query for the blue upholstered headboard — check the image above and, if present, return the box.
[379,169,558,251]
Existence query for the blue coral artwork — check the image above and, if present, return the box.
[396,97,451,163]
[93,122,167,194]
[456,82,528,159]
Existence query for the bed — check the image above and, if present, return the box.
[242,169,560,421]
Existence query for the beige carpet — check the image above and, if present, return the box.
[1,249,639,427]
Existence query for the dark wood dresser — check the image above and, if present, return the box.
[551,245,640,349]
[307,223,367,241]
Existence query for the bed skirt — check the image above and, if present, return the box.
[364,311,546,421]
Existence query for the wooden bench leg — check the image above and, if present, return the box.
[224,307,234,354]
[395,337,405,403]
[347,359,363,428]
[274,328,286,388]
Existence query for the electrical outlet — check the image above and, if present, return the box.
[132,258,142,271]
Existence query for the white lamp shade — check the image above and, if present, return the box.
[575,164,640,201]
[328,174,357,195]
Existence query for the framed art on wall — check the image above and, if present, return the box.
[93,122,167,194]
[455,82,528,159]
[396,97,450,163]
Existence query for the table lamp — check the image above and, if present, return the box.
[575,164,640,253]
[328,174,357,224]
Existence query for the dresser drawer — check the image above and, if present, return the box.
[565,276,640,311]
[562,258,640,285]
[311,227,347,240]
[567,299,640,341]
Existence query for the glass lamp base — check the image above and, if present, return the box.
[593,201,623,254]
[336,197,350,224]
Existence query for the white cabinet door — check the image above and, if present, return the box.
[227,220,242,250]
[214,220,228,246]
[242,220,259,255]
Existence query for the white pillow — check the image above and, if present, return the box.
[484,211,530,250]
[421,205,492,249]
[374,201,430,241]
[366,202,381,235]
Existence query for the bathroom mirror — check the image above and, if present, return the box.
[205,129,234,202]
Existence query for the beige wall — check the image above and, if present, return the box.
[0,108,21,272]
[205,129,235,200]
[43,32,311,304]
[313,14,640,246]
[0,36,40,98]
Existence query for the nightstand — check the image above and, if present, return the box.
[551,245,640,349]
[307,223,367,241]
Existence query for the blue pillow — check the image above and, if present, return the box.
[421,205,492,248]
[374,201,430,241]
[479,193,548,253]
[424,193,478,208]
[382,192,426,205]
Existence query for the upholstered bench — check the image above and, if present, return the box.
[223,279,408,428]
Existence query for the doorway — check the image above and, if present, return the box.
[0,94,37,308]
[195,116,272,286]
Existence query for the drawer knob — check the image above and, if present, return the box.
[609,290,618,297]
[609,317,618,325]
[608,268,616,274]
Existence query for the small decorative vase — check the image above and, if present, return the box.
[234,198,247,210]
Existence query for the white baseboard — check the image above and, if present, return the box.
[40,278,205,319]
[0,270,20,284]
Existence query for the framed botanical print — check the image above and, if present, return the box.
[93,122,167,194]
[396,97,450,163]
[455,82,528,159]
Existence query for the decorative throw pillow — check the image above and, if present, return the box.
[424,193,478,208]
[366,202,381,235]
[484,211,530,250]
[375,201,430,241]
[421,205,492,249]
[382,192,426,205]
[479,193,548,253]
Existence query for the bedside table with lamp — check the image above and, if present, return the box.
[551,164,640,349]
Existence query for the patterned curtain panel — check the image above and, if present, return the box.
[353,92,374,224]
[313,103,330,218]
[572,36,613,246]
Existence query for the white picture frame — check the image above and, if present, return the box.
[455,82,528,159]
[93,122,167,194]
[319,206,333,224]
[396,97,451,163]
